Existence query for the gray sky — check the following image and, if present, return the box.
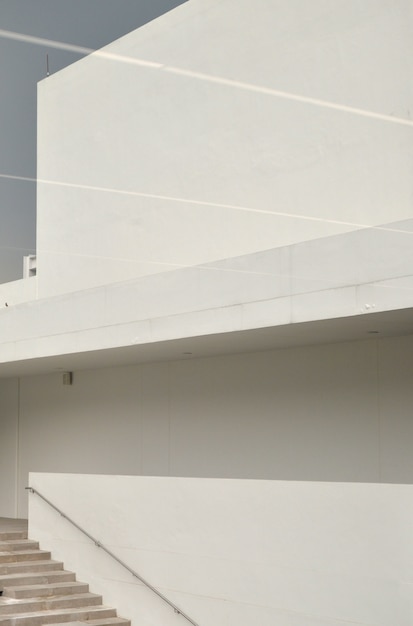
[0,0,186,284]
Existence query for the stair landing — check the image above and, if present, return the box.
[0,519,28,536]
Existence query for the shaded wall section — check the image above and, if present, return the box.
[1,333,411,517]
[0,378,19,517]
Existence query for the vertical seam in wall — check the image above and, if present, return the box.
[15,378,20,518]
[288,244,293,323]
[375,339,382,482]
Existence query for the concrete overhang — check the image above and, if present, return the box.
[1,230,413,377]
[0,307,413,378]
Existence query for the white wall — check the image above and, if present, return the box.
[0,378,19,517]
[28,473,413,626]
[36,0,413,297]
[0,277,37,308]
[2,222,413,369]
[4,333,413,518]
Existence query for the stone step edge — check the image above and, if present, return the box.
[0,535,28,542]
[0,575,76,593]
[0,560,64,572]
[0,592,102,611]
[0,548,50,558]
[47,620,131,626]
[0,605,117,624]
[3,581,89,598]
[0,541,39,551]
[0,570,73,582]
[0,551,52,564]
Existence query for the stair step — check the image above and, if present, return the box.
[83,619,131,625]
[0,541,39,552]
[0,551,51,564]
[3,581,89,599]
[48,617,131,626]
[0,570,76,590]
[0,534,27,542]
[0,592,102,615]
[0,604,117,625]
[0,560,64,576]
[0,530,130,626]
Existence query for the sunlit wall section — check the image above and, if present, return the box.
[36,0,413,297]
[29,474,413,626]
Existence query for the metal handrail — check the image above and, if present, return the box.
[26,486,199,626]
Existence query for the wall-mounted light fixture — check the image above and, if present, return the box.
[63,372,73,385]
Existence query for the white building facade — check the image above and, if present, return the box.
[1,1,413,624]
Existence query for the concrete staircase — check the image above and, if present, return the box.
[0,530,130,626]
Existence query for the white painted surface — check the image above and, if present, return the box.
[0,378,19,517]
[1,223,413,369]
[0,278,37,308]
[36,0,413,297]
[3,334,413,518]
[28,473,413,626]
